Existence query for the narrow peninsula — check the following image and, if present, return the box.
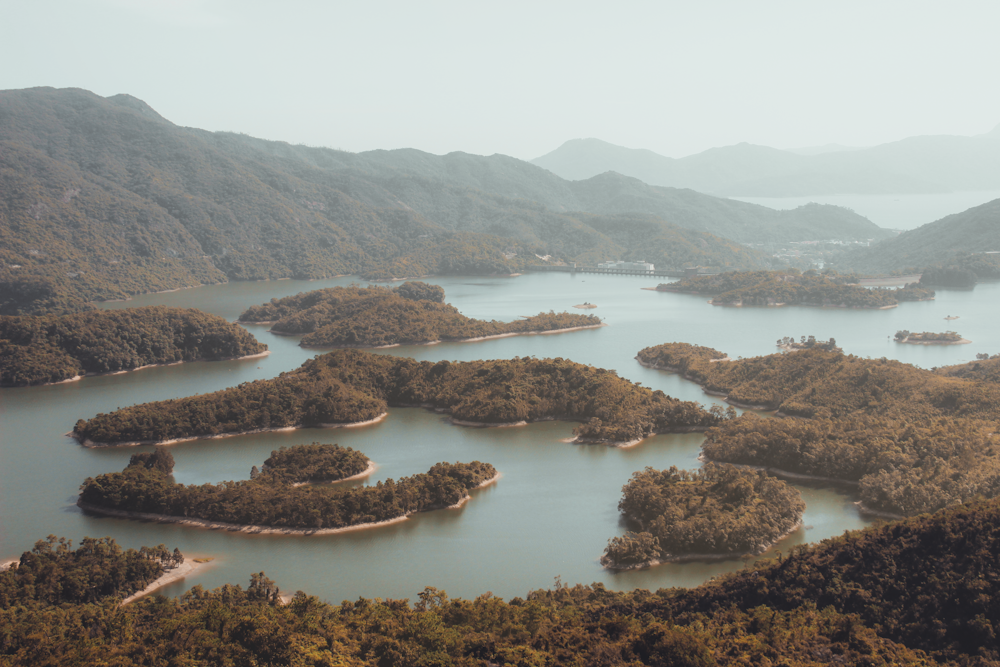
[654,270,934,308]
[0,306,267,387]
[602,463,804,569]
[72,349,721,447]
[78,445,498,533]
[238,282,602,348]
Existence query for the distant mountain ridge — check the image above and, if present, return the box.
[0,87,886,312]
[532,131,1000,196]
[838,198,1000,273]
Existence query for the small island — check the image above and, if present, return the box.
[894,330,971,345]
[573,303,597,309]
[601,463,804,569]
[238,282,602,348]
[79,445,499,533]
[1,306,268,387]
[71,350,722,447]
[654,270,934,309]
[776,335,841,352]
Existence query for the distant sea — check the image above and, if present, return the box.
[730,190,1000,231]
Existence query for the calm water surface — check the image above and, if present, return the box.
[1,273,996,602]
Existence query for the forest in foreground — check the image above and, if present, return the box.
[0,306,266,386]
[73,349,722,446]
[239,282,600,348]
[79,445,497,531]
[6,494,1000,665]
[637,342,1000,517]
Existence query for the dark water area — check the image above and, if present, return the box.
[1,272,995,603]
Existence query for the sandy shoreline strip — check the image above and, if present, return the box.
[605,520,804,571]
[291,461,377,487]
[72,413,389,448]
[76,473,501,537]
[298,323,607,349]
[42,350,271,387]
[899,337,971,345]
[121,558,212,605]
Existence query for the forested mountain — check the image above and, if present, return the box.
[239,282,600,348]
[532,130,1000,196]
[837,198,1000,274]
[0,306,266,386]
[10,496,1000,664]
[637,343,1000,516]
[1,87,888,313]
[73,349,720,446]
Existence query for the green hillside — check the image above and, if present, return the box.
[1,88,892,313]
[837,198,1000,274]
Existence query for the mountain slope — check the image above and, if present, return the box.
[533,132,1000,196]
[0,87,881,312]
[838,198,1000,273]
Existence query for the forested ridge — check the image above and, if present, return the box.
[638,342,1000,516]
[602,464,804,568]
[13,496,1000,664]
[79,445,496,531]
[657,270,933,308]
[239,282,600,347]
[0,87,822,315]
[0,306,266,386]
[73,349,720,446]
[838,197,1000,275]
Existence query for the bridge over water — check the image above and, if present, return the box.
[526,265,718,279]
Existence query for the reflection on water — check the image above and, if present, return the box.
[1,272,996,602]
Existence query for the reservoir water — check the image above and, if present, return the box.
[1,272,997,603]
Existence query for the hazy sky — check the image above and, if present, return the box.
[3,1,999,160]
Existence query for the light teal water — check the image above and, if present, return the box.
[1,273,995,603]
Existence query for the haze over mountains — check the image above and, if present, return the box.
[532,127,1000,196]
[0,87,889,313]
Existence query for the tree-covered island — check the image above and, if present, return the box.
[602,464,804,569]
[0,306,267,387]
[894,330,970,345]
[72,349,722,446]
[238,282,602,348]
[655,270,934,308]
[637,342,1000,517]
[78,445,498,532]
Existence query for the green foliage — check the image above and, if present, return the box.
[0,88,785,315]
[241,283,600,347]
[0,535,168,606]
[658,270,932,308]
[896,330,963,343]
[79,445,495,530]
[602,464,804,567]
[0,306,266,386]
[642,343,1000,516]
[73,350,721,445]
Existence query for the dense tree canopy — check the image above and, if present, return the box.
[14,495,1000,665]
[0,306,266,386]
[639,342,1000,516]
[657,270,933,308]
[602,464,804,568]
[73,350,721,446]
[239,283,600,348]
[79,444,495,531]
